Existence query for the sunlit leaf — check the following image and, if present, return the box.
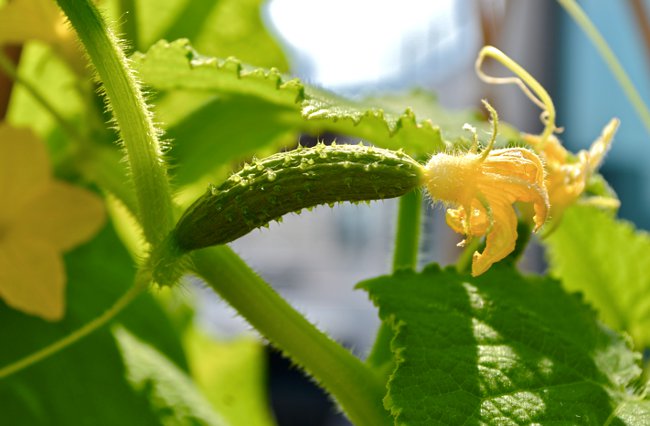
[184,328,275,426]
[359,265,649,425]
[546,205,650,350]
[134,0,288,70]
[133,39,496,186]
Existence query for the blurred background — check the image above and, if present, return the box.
[186,1,650,424]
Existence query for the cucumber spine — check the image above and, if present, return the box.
[173,143,424,252]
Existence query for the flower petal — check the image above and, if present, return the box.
[0,236,65,320]
[480,175,548,231]
[13,181,105,251]
[471,201,518,276]
[446,203,490,237]
[587,118,619,173]
[0,124,51,223]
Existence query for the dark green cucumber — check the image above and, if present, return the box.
[173,143,424,252]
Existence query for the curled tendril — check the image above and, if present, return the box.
[475,46,559,143]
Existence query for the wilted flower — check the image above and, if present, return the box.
[423,103,549,276]
[0,124,105,320]
[524,118,619,225]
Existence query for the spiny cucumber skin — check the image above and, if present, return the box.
[174,143,424,252]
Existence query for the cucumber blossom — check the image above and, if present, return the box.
[173,143,424,252]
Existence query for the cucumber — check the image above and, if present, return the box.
[173,143,424,252]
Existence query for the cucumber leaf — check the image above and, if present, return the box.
[545,205,650,350]
[132,39,498,186]
[359,265,649,425]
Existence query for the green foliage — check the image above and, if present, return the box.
[132,39,493,186]
[183,329,275,426]
[0,223,187,424]
[2,0,649,425]
[359,265,650,425]
[116,328,227,426]
[546,205,650,350]
[133,0,288,70]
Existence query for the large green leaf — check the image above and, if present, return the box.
[545,205,650,350]
[158,92,297,186]
[0,222,188,424]
[132,40,500,186]
[0,328,159,425]
[359,265,649,425]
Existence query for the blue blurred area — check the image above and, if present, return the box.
[558,0,650,229]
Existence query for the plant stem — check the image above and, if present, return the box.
[366,190,422,370]
[192,246,391,426]
[56,0,174,246]
[558,0,650,138]
[391,190,423,271]
[0,275,148,379]
[456,237,484,274]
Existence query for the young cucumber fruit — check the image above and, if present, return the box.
[173,143,424,252]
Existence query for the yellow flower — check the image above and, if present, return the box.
[0,124,105,321]
[423,103,549,276]
[523,118,619,224]
[475,46,619,230]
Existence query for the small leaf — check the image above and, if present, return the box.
[359,265,648,425]
[184,328,275,426]
[115,327,228,426]
[545,205,650,349]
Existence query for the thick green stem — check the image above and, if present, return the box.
[559,0,650,138]
[366,190,422,370]
[391,190,423,271]
[192,246,390,426]
[56,0,174,245]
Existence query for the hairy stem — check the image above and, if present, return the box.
[192,246,390,426]
[56,0,174,245]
